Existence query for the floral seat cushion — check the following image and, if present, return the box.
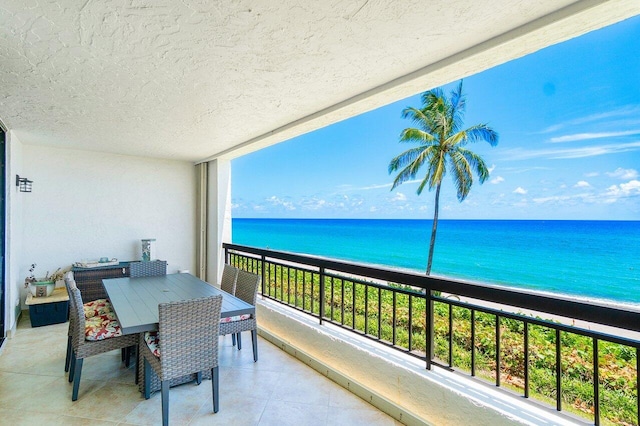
[85,314,123,341]
[144,331,160,358]
[83,299,114,318]
[220,313,252,323]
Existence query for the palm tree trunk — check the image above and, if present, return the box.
[425,182,441,275]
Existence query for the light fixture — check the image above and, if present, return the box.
[16,175,33,192]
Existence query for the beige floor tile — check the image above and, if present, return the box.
[258,400,329,426]
[327,406,401,426]
[0,314,398,426]
[190,394,268,426]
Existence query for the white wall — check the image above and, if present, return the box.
[17,145,197,307]
[206,158,232,285]
[5,130,25,333]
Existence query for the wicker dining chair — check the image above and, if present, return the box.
[219,270,260,362]
[219,264,239,345]
[220,264,239,295]
[129,260,167,278]
[64,272,119,373]
[141,295,223,426]
[67,285,138,401]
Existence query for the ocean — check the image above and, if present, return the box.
[231,219,640,306]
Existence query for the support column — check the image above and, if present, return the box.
[206,158,232,285]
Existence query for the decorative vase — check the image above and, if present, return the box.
[29,280,55,297]
[141,239,156,262]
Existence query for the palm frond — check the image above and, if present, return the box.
[399,128,435,145]
[388,146,425,173]
[458,148,491,183]
[449,150,473,201]
[401,107,431,131]
[449,81,466,134]
[463,124,499,146]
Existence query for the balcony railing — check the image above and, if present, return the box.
[223,243,640,425]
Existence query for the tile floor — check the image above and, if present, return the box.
[0,313,402,425]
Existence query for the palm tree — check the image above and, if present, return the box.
[389,80,498,275]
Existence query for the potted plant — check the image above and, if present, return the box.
[24,264,66,297]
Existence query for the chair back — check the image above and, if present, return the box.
[220,264,239,295]
[158,295,223,379]
[235,270,260,306]
[68,286,87,349]
[130,260,167,278]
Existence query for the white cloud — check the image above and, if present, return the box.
[606,168,639,180]
[499,141,640,161]
[550,130,640,143]
[574,181,590,188]
[488,164,496,173]
[266,196,296,210]
[605,180,640,200]
[490,176,504,184]
[513,187,527,195]
[392,192,407,202]
[539,106,640,134]
[585,172,599,177]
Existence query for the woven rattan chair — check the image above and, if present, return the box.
[220,264,239,345]
[219,270,260,362]
[64,272,122,373]
[130,260,167,278]
[220,264,239,295]
[67,285,138,401]
[141,295,223,426]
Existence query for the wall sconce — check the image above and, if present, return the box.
[16,175,33,192]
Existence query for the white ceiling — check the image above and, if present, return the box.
[1,1,638,162]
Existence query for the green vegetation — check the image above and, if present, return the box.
[232,256,639,425]
[388,81,498,274]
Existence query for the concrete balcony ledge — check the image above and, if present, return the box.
[256,297,580,426]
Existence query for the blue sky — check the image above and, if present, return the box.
[232,16,640,220]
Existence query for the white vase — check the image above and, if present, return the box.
[29,281,55,297]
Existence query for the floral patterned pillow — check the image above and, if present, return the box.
[83,299,114,318]
[220,313,252,323]
[85,314,123,341]
[144,331,160,357]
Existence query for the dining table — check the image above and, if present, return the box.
[102,272,255,335]
[102,272,256,394]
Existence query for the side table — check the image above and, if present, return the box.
[25,287,70,327]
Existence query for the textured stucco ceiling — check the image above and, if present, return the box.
[0,1,638,162]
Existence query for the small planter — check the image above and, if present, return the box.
[28,280,55,297]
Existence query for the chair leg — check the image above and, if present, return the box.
[161,380,169,426]
[144,358,151,400]
[124,346,131,368]
[121,347,126,362]
[69,353,76,383]
[135,349,140,384]
[237,332,242,350]
[196,371,202,385]
[231,333,236,346]
[211,366,219,413]
[71,358,84,401]
[64,336,72,372]
[251,329,258,362]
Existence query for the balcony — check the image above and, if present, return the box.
[225,243,640,426]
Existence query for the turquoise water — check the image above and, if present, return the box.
[232,219,640,305]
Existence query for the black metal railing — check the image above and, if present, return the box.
[224,243,640,425]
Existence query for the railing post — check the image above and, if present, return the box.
[319,267,325,325]
[426,286,432,370]
[261,254,266,297]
